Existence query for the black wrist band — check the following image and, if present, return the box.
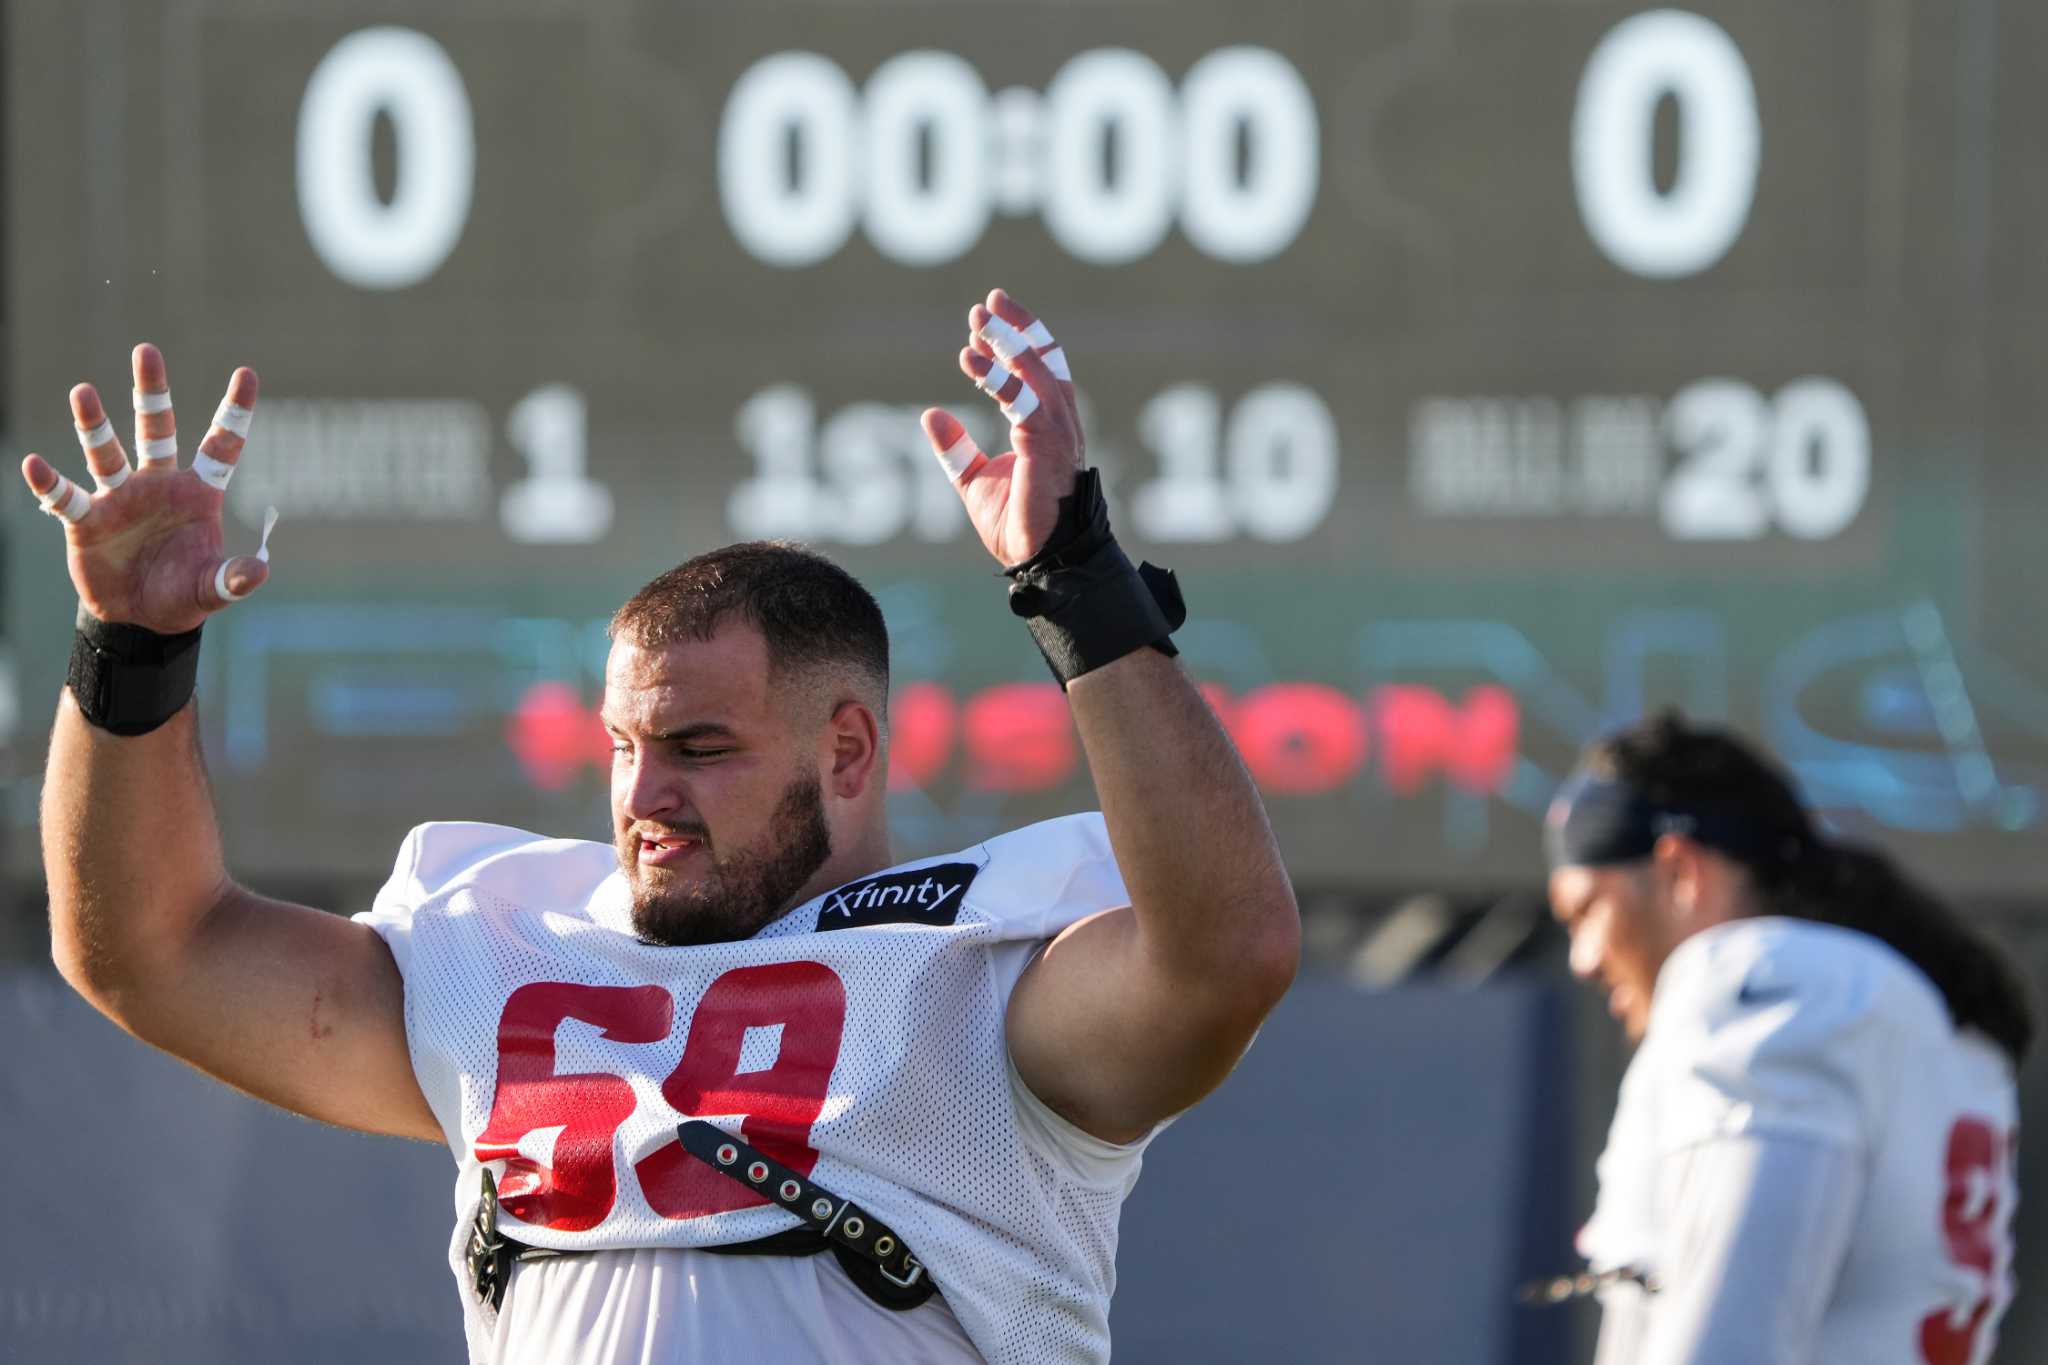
[1003,469,1186,687]
[66,607,203,736]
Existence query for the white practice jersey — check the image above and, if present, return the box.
[356,813,1158,1365]
[1582,917,2019,1365]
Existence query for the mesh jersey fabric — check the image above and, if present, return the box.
[482,1057,1148,1365]
[355,812,1156,1365]
[489,1245,983,1364]
[1581,917,2019,1365]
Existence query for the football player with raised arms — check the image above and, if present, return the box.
[1545,713,2031,1365]
[25,289,1301,1364]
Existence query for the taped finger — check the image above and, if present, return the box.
[973,362,1019,401]
[977,315,1033,367]
[921,411,986,484]
[192,451,237,490]
[193,392,256,490]
[1000,383,1040,426]
[212,398,253,438]
[984,290,1077,394]
[37,472,92,525]
[76,417,130,490]
[975,318,1065,396]
[962,347,1046,428]
[934,431,983,482]
[132,386,177,467]
[1017,320,1073,382]
[213,560,252,603]
[212,507,279,603]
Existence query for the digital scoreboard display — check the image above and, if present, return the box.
[7,1,2045,898]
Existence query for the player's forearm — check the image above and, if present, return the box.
[1066,646,1299,998]
[43,691,234,1006]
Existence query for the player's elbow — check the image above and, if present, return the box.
[1220,887,1302,1017]
[51,925,136,1025]
[49,883,228,1027]
[50,929,94,1000]
[1248,892,1303,1006]
[1138,885,1298,1026]
[49,896,117,1000]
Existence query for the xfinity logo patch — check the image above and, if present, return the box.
[815,862,980,931]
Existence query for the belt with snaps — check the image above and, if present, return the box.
[465,1122,934,1313]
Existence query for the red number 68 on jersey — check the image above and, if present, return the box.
[472,962,847,1232]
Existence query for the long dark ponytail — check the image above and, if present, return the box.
[1585,712,2035,1068]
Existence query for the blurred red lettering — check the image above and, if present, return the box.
[506,678,1523,801]
[1371,685,1518,795]
[1229,684,1369,795]
[888,683,958,791]
[507,682,611,792]
[963,683,1076,791]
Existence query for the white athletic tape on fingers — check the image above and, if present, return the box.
[137,435,179,463]
[213,508,278,603]
[78,417,131,486]
[1023,321,1055,349]
[133,388,172,414]
[934,435,980,482]
[975,365,1014,398]
[976,316,1032,365]
[212,401,253,437]
[1043,347,1071,382]
[38,476,91,525]
[192,452,235,490]
[1001,384,1040,426]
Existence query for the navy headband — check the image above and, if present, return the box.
[1544,768,1816,872]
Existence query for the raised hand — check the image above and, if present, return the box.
[920,289,1082,567]
[21,345,272,633]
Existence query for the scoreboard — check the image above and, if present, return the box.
[6,0,2047,898]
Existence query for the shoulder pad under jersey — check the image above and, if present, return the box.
[369,821,616,920]
[1644,918,1936,1152]
[958,812,1129,942]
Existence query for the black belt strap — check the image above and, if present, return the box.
[675,1121,936,1311]
[464,1125,935,1314]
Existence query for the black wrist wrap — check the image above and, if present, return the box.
[66,607,203,736]
[1003,469,1186,687]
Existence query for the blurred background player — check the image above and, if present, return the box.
[24,290,1299,1364]
[1546,712,2032,1365]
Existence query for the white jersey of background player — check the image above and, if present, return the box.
[29,290,1300,1364]
[1546,715,2029,1365]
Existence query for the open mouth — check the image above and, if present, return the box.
[637,831,704,867]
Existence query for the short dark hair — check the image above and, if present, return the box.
[1584,711,2035,1066]
[609,542,890,702]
